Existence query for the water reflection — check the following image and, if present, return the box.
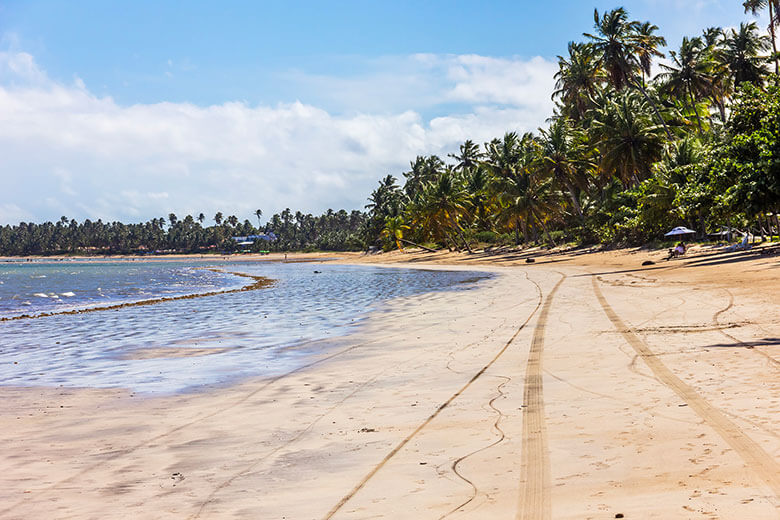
[0,261,489,394]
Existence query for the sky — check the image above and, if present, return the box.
[0,0,768,225]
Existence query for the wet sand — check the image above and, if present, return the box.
[1,248,779,519]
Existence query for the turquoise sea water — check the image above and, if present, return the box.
[0,260,489,394]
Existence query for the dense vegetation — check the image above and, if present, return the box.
[2,3,780,256]
[366,4,780,251]
[0,209,366,255]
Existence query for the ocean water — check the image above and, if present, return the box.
[0,260,489,394]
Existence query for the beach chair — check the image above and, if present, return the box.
[725,234,751,252]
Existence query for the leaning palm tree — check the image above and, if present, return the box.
[380,216,410,252]
[590,90,665,187]
[744,0,780,74]
[716,22,772,87]
[657,37,715,134]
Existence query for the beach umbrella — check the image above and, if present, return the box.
[664,226,696,237]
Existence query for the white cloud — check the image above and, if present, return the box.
[0,51,556,224]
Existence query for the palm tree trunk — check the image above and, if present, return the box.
[561,176,584,221]
[400,238,437,253]
[533,210,557,247]
[631,81,673,139]
[450,217,473,254]
[689,88,704,134]
[769,0,780,75]
[521,219,528,246]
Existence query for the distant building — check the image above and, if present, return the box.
[231,233,277,244]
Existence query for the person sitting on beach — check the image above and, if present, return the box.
[666,242,686,260]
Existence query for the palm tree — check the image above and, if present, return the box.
[491,167,559,247]
[590,90,665,187]
[197,213,205,224]
[538,118,594,220]
[744,0,780,74]
[214,212,223,226]
[464,167,491,230]
[254,209,263,229]
[449,139,483,173]
[634,21,667,87]
[657,37,714,134]
[404,155,444,199]
[408,170,472,252]
[380,216,410,251]
[585,8,672,138]
[717,22,771,87]
[553,42,605,121]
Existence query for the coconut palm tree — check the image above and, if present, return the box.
[634,21,667,87]
[380,216,410,251]
[585,8,672,138]
[404,155,444,199]
[590,90,665,187]
[491,167,559,247]
[449,139,483,173]
[657,37,715,134]
[254,209,263,228]
[717,22,771,87]
[408,170,472,252]
[744,0,780,74]
[538,118,595,221]
[553,42,605,121]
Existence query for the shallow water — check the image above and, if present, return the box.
[0,260,489,394]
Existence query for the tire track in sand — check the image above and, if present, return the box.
[322,272,543,520]
[714,289,780,370]
[516,274,566,520]
[592,276,780,500]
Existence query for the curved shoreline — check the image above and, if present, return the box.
[0,269,273,323]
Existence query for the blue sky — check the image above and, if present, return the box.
[0,1,767,224]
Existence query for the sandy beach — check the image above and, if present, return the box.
[1,247,779,519]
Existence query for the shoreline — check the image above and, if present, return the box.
[1,251,779,518]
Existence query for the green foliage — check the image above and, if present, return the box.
[716,82,780,217]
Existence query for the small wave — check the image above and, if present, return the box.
[32,275,47,278]
[61,292,76,297]
[33,293,49,298]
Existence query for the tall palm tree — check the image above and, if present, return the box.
[717,22,771,87]
[404,155,444,199]
[744,0,780,74]
[449,139,483,173]
[553,42,605,121]
[409,170,472,252]
[254,209,263,228]
[634,21,667,87]
[585,8,672,138]
[700,27,730,122]
[538,118,595,220]
[657,37,714,134]
[491,167,559,247]
[590,90,665,187]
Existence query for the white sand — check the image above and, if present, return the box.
[1,253,779,519]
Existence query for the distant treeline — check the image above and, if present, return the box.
[0,209,367,256]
